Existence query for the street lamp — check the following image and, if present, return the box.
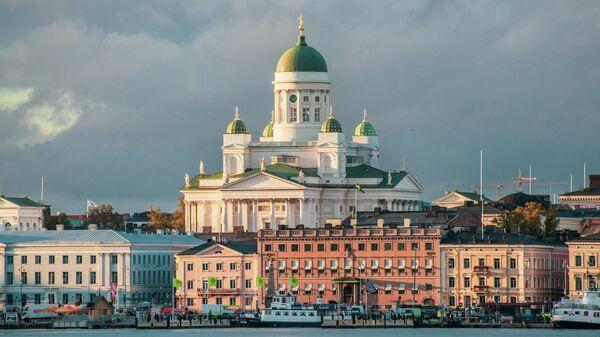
[19,267,26,308]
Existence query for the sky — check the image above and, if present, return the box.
[0,0,599,214]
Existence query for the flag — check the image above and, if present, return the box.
[172,278,183,288]
[256,277,265,288]
[110,282,117,300]
[290,278,298,288]
[208,277,218,288]
[355,184,365,193]
[87,199,98,209]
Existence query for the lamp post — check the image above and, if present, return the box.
[19,267,26,308]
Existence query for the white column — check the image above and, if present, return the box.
[270,199,275,229]
[237,200,242,228]
[222,199,229,232]
[184,201,190,232]
[307,198,314,227]
[299,198,304,225]
[198,201,205,232]
[386,199,392,211]
[285,199,291,227]
[252,199,258,231]
[211,201,219,233]
[241,201,249,231]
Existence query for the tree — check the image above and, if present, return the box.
[513,202,543,235]
[88,204,124,230]
[147,205,172,231]
[44,213,73,230]
[543,208,559,236]
[171,195,185,232]
[492,202,558,236]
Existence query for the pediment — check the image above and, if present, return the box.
[222,173,303,190]
[434,192,470,205]
[196,244,243,256]
[393,174,423,192]
[222,143,248,149]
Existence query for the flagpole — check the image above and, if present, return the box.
[354,187,357,219]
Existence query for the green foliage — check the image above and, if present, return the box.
[492,202,558,236]
[44,213,73,230]
[88,204,124,230]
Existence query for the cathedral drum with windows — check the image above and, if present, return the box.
[181,17,424,233]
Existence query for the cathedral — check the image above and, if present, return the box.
[181,17,424,233]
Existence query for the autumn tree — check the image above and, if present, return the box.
[492,202,559,236]
[87,204,124,230]
[44,213,73,230]
[147,205,172,231]
[171,195,185,232]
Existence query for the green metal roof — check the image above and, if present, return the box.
[320,115,343,133]
[276,35,328,73]
[225,119,248,134]
[1,196,44,207]
[354,120,376,136]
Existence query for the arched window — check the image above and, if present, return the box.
[4,223,11,231]
[228,156,240,175]
[322,154,336,174]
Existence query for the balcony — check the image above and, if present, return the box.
[474,266,489,273]
[197,288,240,295]
[474,285,489,292]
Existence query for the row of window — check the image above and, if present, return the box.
[289,107,322,123]
[132,254,171,266]
[266,258,434,270]
[6,254,101,265]
[448,257,518,269]
[132,270,171,285]
[186,278,253,290]
[186,296,251,307]
[574,255,596,267]
[264,242,434,253]
[186,262,252,272]
[447,295,519,307]
[6,271,104,285]
[448,276,518,289]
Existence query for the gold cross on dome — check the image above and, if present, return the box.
[298,14,304,36]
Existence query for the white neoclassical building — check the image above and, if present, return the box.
[181,18,424,233]
[0,196,46,232]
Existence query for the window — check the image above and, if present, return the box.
[478,277,485,286]
[35,272,41,285]
[6,272,13,285]
[216,263,223,271]
[202,263,209,271]
[6,256,13,264]
[34,294,41,304]
[21,255,28,264]
[76,255,82,264]
[478,258,485,266]
[230,297,236,306]
[304,244,312,252]
[588,255,596,267]
[291,244,299,252]
[314,108,321,122]
[48,293,55,304]
[264,244,272,252]
[90,255,96,264]
[111,272,118,283]
[303,95,309,102]
[510,296,517,303]
[63,272,69,284]
[48,272,55,284]
[302,108,310,122]
[230,279,236,289]
[494,277,501,288]
[411,243,419,251]
[62,255,68,264]
[384,243,392,251]
[6,294,13,305]
[464,277,471,288]
[494,295,501,303]
[76,272,82,284]
[187,298,194,306]
[317,244,325,251]
[330,244,338,251]
[425,243,433,251]
[245,279,252,288]
[21,272,28,284]
[371,243,379,251]
[187,280,194,290]
[449,276,455,288]
[187,263,194,271]
[448,258,455,269]
[230,262,236,270]
[575,255,583,266]
[202,279,208,289]
[202,298,208,304]
[290,108,297,122]
[463,258,470,269]
[575,276,583,291]
[449,296,456,307]
[278,244,286,252]
[315,96,320,103]
[63,294,69,304]
[358,243,366,251]
[397,243,405,250]
[493,258,500,269]
[111,255,118,264]
[510,277,517,288]
[509,258,517,269]
[35,255,41,264]
[245,262,252,270]
[90,272,96,284]
[216,279,222,289]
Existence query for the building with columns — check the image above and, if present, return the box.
[0,196,47,232]
[181,18,423,234]
[0,229,203,310]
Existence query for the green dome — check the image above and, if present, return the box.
[320,112,343,133]
[225,107,248,134]
[276,35,328,73]
[354,121,376,136]
[262,123,273,137]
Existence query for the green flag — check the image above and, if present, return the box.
[208,276,218,288]
[256,277,265,288]
[290,278,298,288]
[173,278,183,288]
[355,184,365,193]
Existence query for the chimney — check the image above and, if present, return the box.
[590,175,600,189]
[403,219,411,227]
[133,228,142,234]
[295,224,304,230]
[56,224,64,231]
[376,218,385,228]
[350,219,358,227]
[88,224,97,230]
[156,229,164,235]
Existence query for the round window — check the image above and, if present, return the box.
[289,94,297,103]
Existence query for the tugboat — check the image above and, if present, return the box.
[552,287,600,329]
[246,294,322,327]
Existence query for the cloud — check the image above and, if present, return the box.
[0,88,83,148]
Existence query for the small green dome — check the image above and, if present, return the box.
[276,22,327,73]
[225,107,248,134]
[262,123,273,137]
[320,110,343,133]
[354,109,377,136]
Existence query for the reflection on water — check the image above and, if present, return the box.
[0,328,596,337]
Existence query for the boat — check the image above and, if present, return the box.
[552,287,600,329]
[246,294,322,327]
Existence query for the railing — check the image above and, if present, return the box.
[474,266,489,272]
[257,228,441,238]
[474,285,489,292]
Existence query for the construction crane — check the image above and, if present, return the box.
[470,183,505,200]
[512,168,537,193]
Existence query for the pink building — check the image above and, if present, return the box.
[257,225,442,311]
[175,241,259,311]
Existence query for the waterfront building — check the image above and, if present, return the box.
[566,233,600,298]
[560,175,600,209]
[0,196,46,232]
[175,241,259,311]
[257,224,442,310]
[180,18,423,234]
[440,228,567,309]
[0,229,203,310]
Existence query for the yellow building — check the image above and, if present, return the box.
[440,228,567,309]
[566,234,600,298]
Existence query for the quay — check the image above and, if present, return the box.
[322,317,414,328]
[137,317,231,329]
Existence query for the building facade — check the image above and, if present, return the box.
[559,175,600,208]
[257,225,441,310]
[175,241,259,311]
[440,229,568,308]
[566,234,600,298]
[0,196,46,232]
[0,230,203,310]
[180,18,423,234]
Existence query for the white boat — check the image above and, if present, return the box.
[552,287,600,329]
[247,294,322,327]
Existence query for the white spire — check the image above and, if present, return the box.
[270,110,274,123]
[329,105,334,118]
[362,108,368,121]
[298,14,304,36]
[234,106,240,120]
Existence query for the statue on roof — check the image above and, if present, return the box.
[199,160,205,175]
[223,171,229,184]
[387,171,392,185]
[298,169,305,182]
[260,157,266,171]
[185,173,190,188]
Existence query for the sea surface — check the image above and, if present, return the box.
[0,328,596,337]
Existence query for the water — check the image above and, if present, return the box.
[0,329,596,337]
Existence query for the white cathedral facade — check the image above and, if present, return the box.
[181,18,424,233]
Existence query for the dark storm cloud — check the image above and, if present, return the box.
[0,0,598,213]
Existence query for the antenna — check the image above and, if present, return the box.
[583,162,587,189]
[480,149,484,240]
[528,165,532,194]
[41,176,44,204]
[570,173,573,192]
